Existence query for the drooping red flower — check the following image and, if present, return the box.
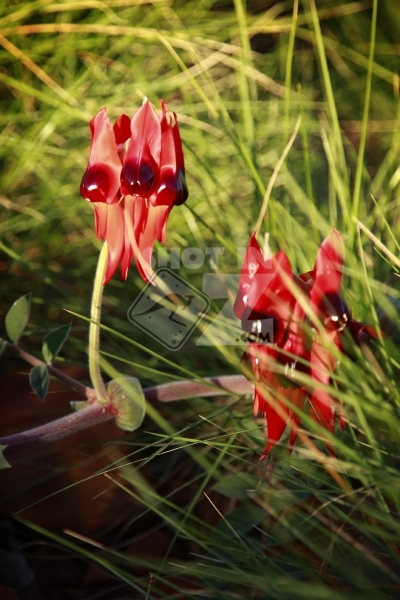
[80,100,188,284]
[236,230,380,456]
[234,232,297,345]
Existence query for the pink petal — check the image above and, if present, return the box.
[102,202,125,284]
[80,109,122,204]
[123,196,154,283]
[94,202,108,239]
[120,197,134,281]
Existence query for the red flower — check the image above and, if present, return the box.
[236,230,379,456]
[80,100,188,284]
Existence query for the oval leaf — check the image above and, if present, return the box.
[106,377,146,431]
[5,293,32,343]
[42,323,71,364]
[29,365,49,402]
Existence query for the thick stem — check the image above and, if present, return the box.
[89,242,109,402]
[0,375,252,456]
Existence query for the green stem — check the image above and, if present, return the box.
[89,242,109,403]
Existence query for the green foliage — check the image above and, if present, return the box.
[29,365,49,402]
[1,0,400,598]
[5,293,31,343]
[42,322,71,364]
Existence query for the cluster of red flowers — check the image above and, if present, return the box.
[80,100,188,284]
[80,100,378,457]
[234,230,378,456]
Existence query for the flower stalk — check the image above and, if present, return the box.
[89,242,109,403]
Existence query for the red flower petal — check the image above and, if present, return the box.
[234,232,267,319]
[120,196,134,282]
[288,388,307,452]
[310,229,344,314]
[94,202,108,240]
[113,114,131,146]
[122,196,155,283]
[254,250,295,345]
[260,383,290,456]
[101,202,125,284]
[80,109,121,204]
[309,333,339,433]
[120,101,161,198]
[234,234,296,341]
[153,105,188,207]
[282,291,307,358]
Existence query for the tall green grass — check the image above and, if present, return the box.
[1,0,400,597]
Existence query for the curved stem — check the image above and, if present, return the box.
[89,242,109,402]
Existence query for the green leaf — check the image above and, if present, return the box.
[213,474,259,500]
[212,506,266,541]
[42,323,71,364]
[5,292,32,343]
[106,378,146,432]
[0,446,11,470]
[29,365,49,402]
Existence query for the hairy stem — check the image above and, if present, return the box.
[0,375,252,456]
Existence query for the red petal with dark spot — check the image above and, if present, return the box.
[153,103,188,207]
[80,109,121,204]
[120,102,161,198]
